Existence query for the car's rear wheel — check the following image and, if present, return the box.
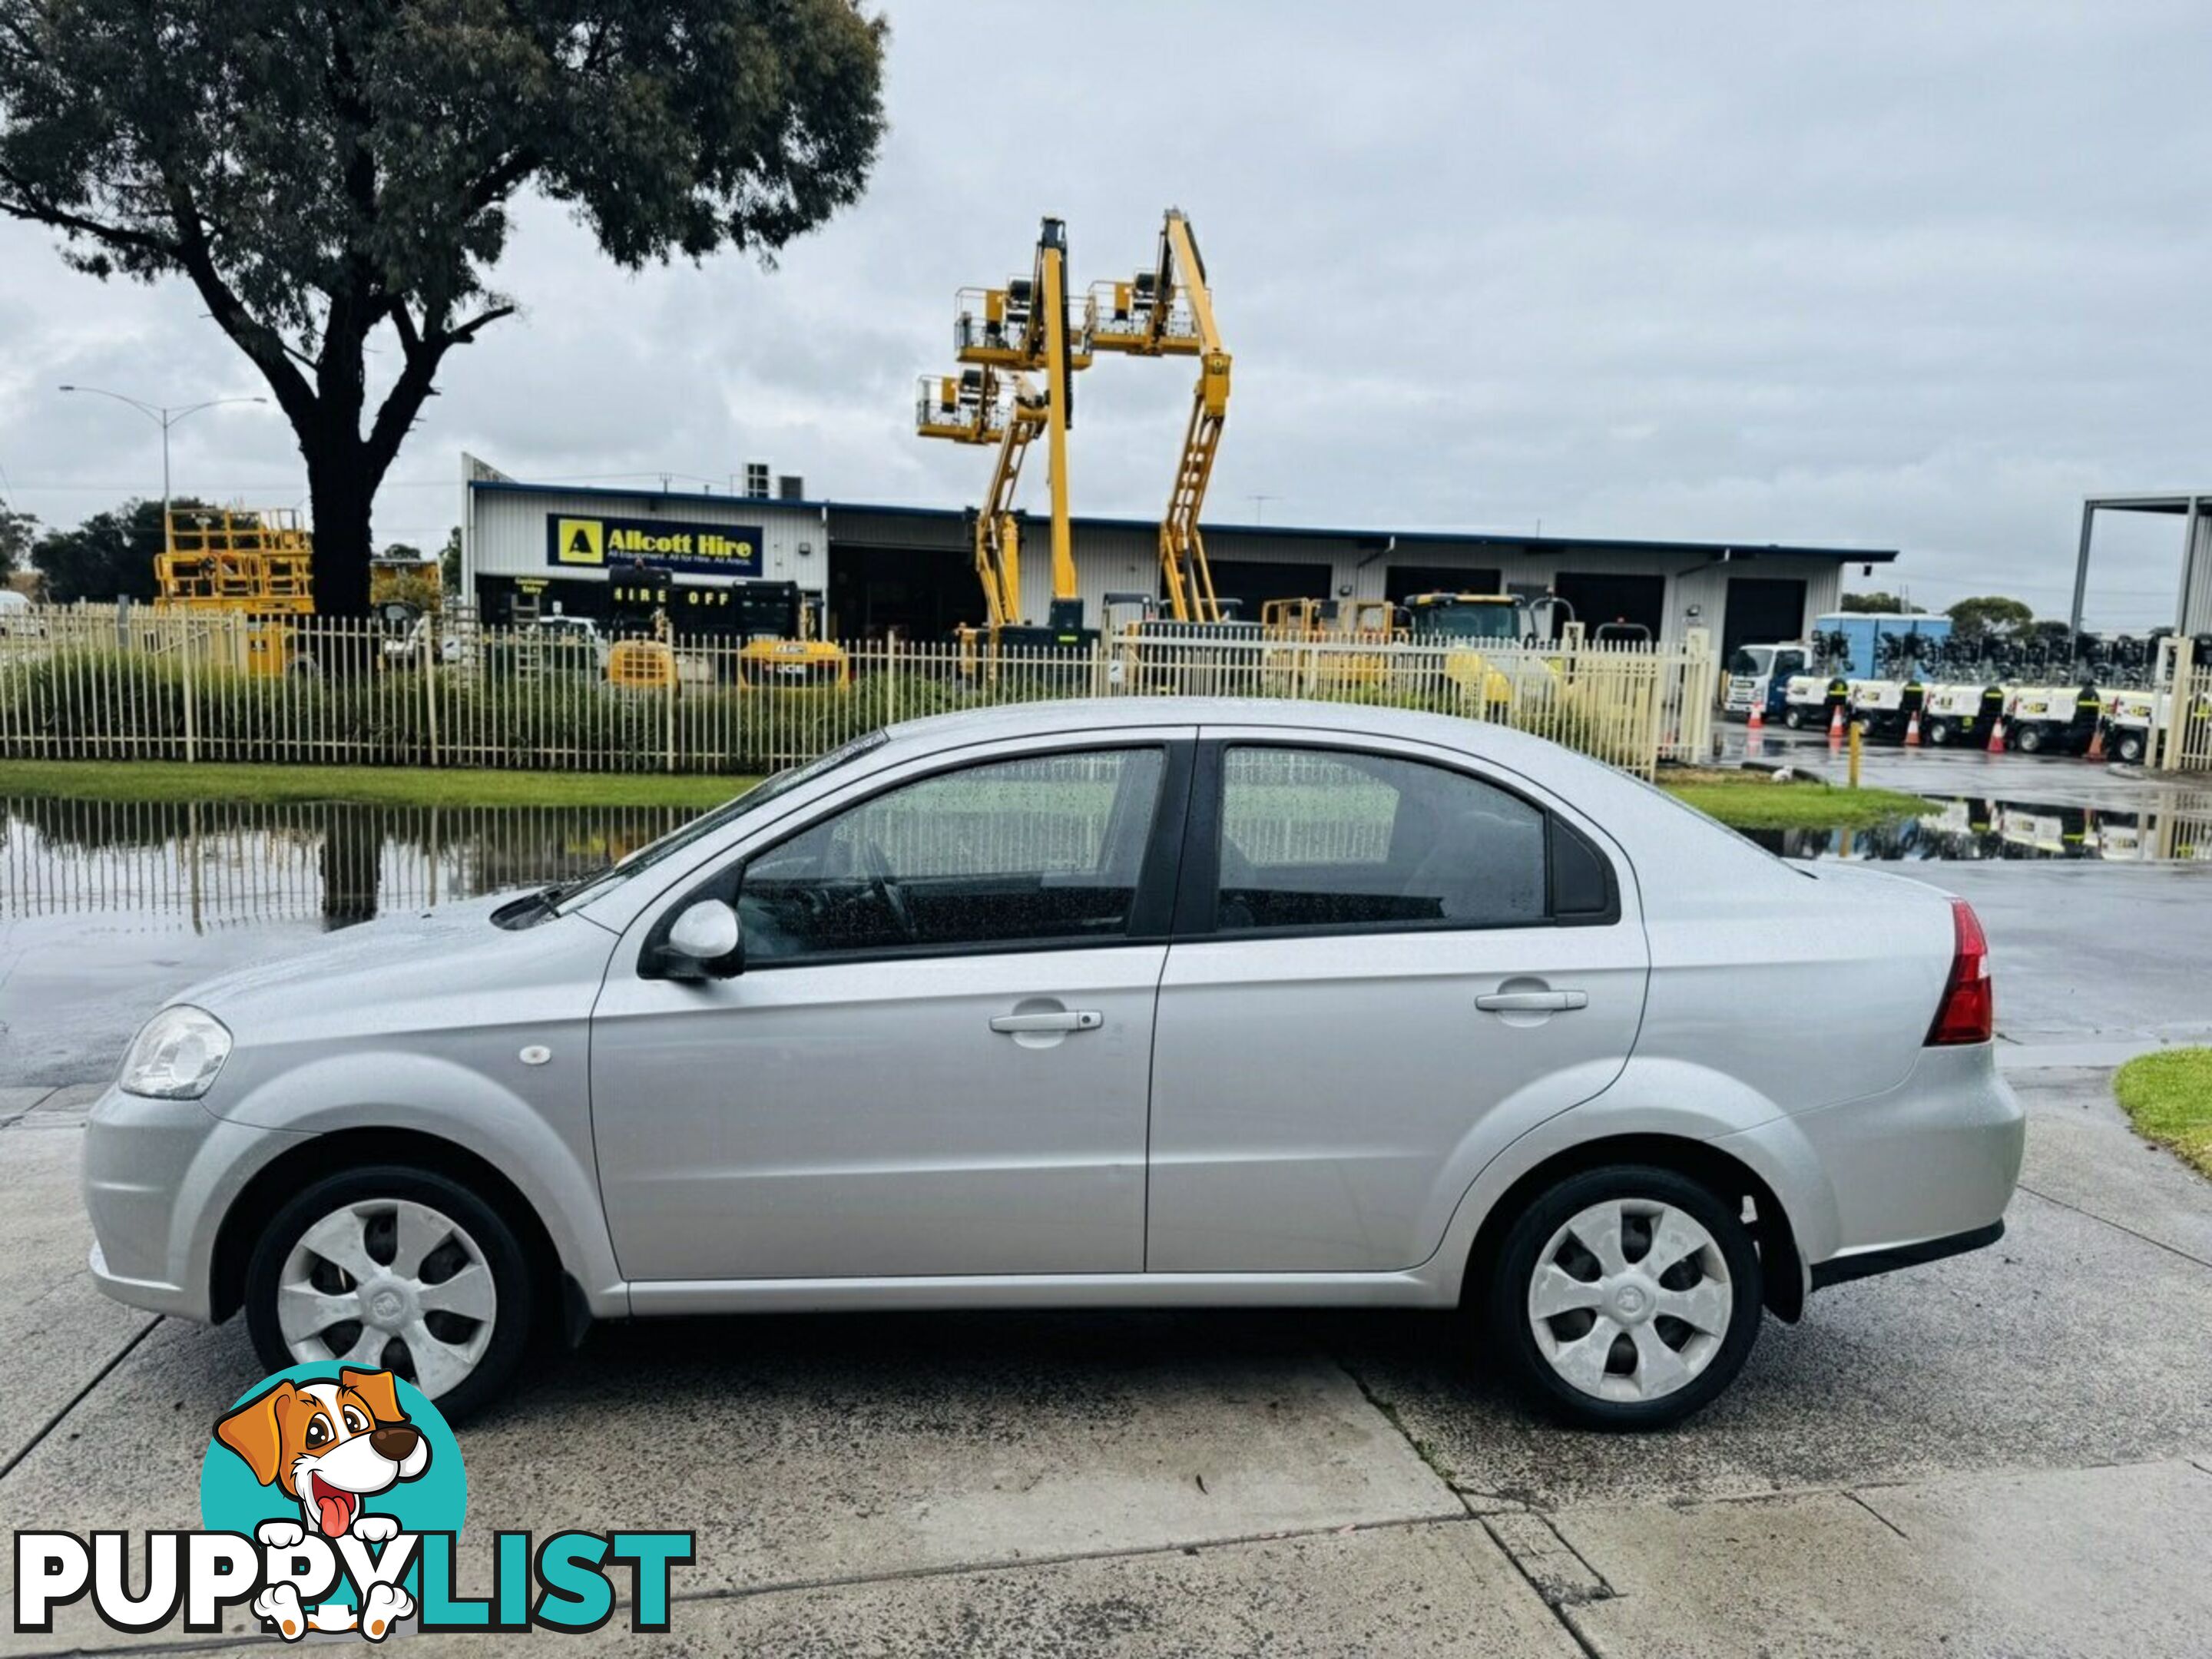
[1488,1164,1762,1429]
[244,1166,533,1421]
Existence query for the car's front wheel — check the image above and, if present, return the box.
[244,1166,534,1421]
[1488,1164,1762,1429]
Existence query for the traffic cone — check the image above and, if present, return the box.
[1987,717,2006,753]
[1747,701,1764,731]
[1828,704,1845,743]
[2086,721,2105,762]
[1906,709,1922,747]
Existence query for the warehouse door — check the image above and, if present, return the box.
[1553,572,1665,640]
[1202,560,1333,621]
[1722,577,1809,660]
[1386,564,1503,603]
[829,542,974,640]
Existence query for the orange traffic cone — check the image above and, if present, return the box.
[1906,709,1922,747]
[1987,717,2006,753]
[2086,721,2105,762]
[1828,704,1845,743]
[1747,701,1764,731]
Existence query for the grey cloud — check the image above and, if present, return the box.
[2,1,2207,625]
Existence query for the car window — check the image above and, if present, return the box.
[1214,747,1547,932]
[550,731,889,915]
[740,748,1167,961]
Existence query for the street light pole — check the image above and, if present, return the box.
[56,386,268,541]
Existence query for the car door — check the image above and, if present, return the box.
[590,736,1190,1284]
[1146,733,1648,1273]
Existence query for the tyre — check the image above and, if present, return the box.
[2015,724,2046,754]
[1486,1164,1762,1430]
[245,1165,535,1422]
[1782,707,1805,730]
[1926,718,1953,747]
[2116,731,2146,765]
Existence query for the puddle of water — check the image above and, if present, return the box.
[0,796,697,931]
[1748,794,2212,862]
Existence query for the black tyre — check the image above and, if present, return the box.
[2116,731,2146,764]
[244,1164,536,1422]
[1926,718,1953,747]
[1486,1164,1763,1430]
[1781,707,1805,730]
[2015,724,2046,754]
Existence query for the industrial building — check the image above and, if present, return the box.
[458,453,1898,661]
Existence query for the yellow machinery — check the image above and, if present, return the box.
[1089,209,1232,624]
[922,217,1095,654]
[1403,592,1555,708]
[1259,597,1403,687]
[155,508,315,676]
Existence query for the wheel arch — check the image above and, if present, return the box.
[1462,1133,1806,1323]
[210,1128,575,1333]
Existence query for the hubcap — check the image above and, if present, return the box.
[1527,1198,1734,1403]
[276,1198,495,1400]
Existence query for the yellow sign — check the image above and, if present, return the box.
[555,518,606,566]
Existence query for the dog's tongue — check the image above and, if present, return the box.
[312,1479,356,1538]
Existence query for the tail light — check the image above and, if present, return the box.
[1926,897,1993,1045]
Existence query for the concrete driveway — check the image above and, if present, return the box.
[5,1057,2211,1656]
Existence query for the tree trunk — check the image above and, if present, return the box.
[304,439,376,618]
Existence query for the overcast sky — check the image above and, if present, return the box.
[4,2,2208,628]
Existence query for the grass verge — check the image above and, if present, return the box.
[1658,772,1936,831]
[2,757,1935,829]
[0,758,754,810]
[2112,1049,2212,1179]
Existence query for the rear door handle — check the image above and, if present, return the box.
[1475,990,1588,1013]
[990,1010,1104,1034]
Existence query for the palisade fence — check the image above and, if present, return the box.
[0,606,1717,780]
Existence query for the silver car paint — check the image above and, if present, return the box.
[81,697,2023,1330]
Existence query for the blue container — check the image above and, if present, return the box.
[1813,611,1952,680]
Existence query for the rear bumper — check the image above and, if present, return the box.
[1718,1042,2025,1290]
[1810,1219,2005,1289]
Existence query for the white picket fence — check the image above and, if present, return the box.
[0,606,1717,780]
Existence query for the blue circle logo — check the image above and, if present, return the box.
[200,1365,465,1638]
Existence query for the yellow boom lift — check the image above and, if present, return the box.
[916,217,1095,653]
[1088,209,1232,624]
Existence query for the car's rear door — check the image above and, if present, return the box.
[1146,732,1649,1273]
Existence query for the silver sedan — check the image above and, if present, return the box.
[84,698,2023,1427]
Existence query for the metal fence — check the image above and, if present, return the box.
[0,606,1717,780]
[2154,634,2212,773]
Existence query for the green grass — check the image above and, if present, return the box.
[2113,1049,2212,1179]
[0,758,757,810]
[0,757,1936,831]
[1659,776,1936,831]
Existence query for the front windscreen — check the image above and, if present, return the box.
[550,730,889,914]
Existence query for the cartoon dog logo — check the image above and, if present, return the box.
[214,1368,429,1640]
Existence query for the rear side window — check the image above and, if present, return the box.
[1213,747,1550,932]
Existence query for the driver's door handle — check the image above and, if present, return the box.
[1475,990,1588,1012]
[990,1010,1104,1034]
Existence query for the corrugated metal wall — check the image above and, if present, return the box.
[469,487,829,590]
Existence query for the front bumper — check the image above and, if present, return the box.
[1720,1041,2026,1288]
[82,1084,303,1323]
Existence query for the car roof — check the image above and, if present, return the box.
[882,696,1568,768]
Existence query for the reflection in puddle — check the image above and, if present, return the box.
[0,798,697,931]
[1750,793,2212,862]
[5,786,2210,935]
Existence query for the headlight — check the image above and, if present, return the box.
[119,1005,232,1100]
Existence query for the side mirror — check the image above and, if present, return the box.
[652,898,743,981]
